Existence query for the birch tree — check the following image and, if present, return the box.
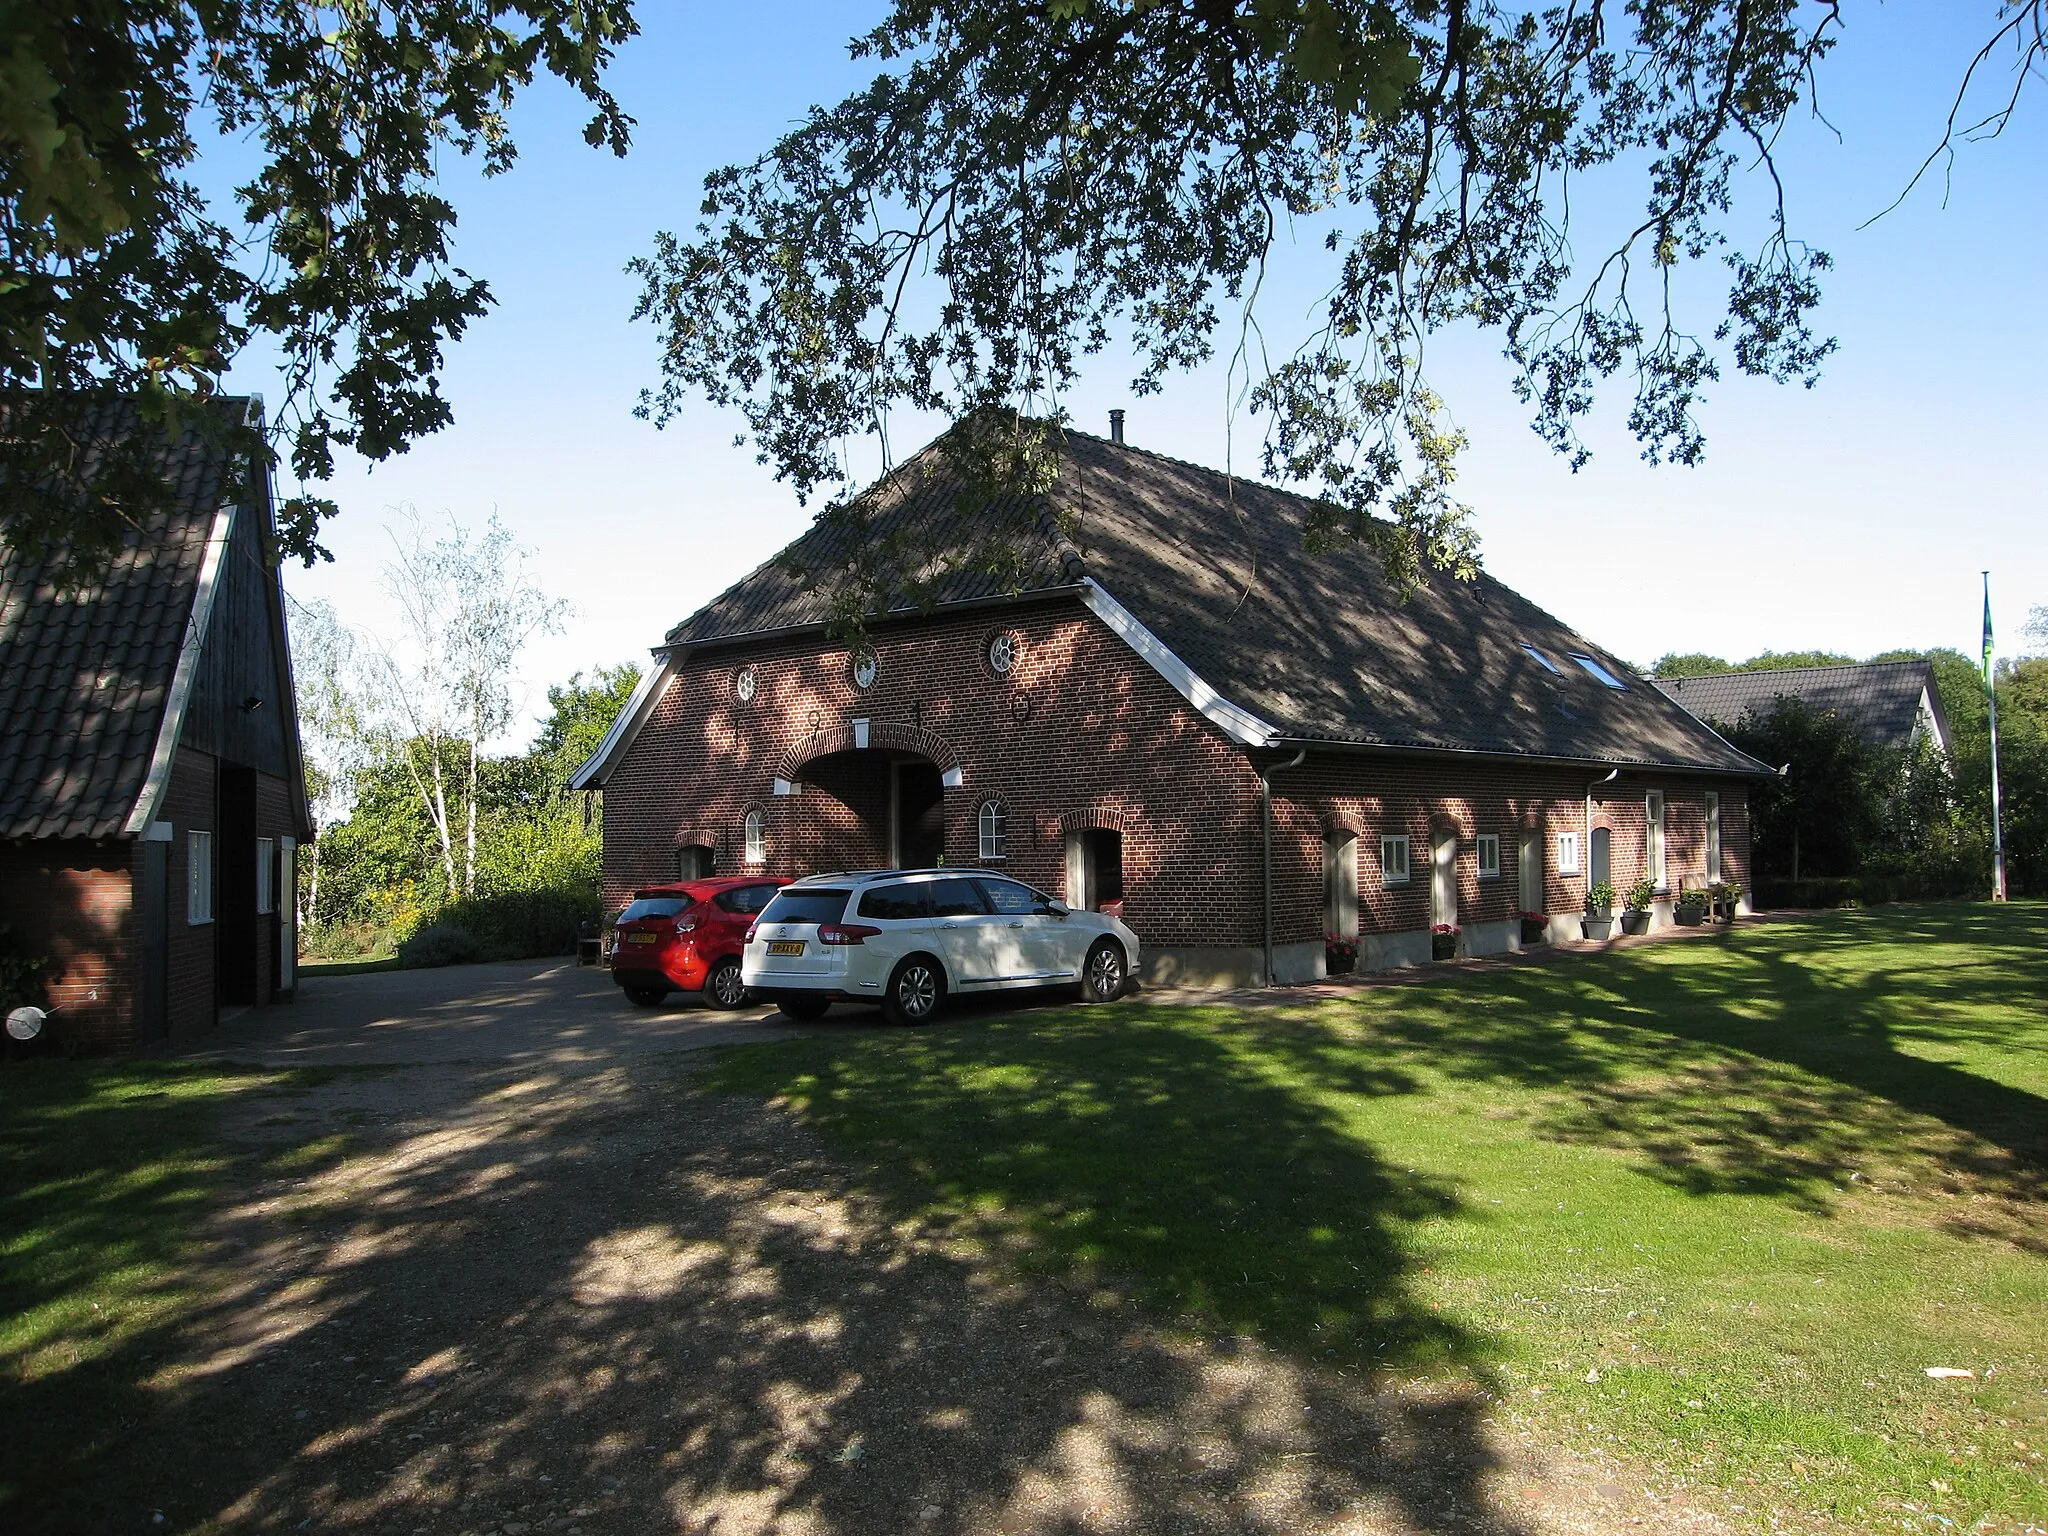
[365,511,571,899]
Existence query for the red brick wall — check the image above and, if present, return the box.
[0,840,135,1051]
[604,599,1268,949]
[602,596,1757,956]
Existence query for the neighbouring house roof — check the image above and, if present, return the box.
[581,425,1773,787]
[1652,661,1951,755]
[0,396,305,841]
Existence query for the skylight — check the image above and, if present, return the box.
[1521,643,1564,675]
[1569,653,1629,690]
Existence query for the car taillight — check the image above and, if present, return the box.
[745,922,759,944]
[817,923,882,946]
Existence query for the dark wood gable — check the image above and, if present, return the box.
[184,492,296,783]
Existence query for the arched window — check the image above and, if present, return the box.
[978,800,1007,862]
[743,808,766,865]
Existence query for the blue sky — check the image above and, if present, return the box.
[223,4,2048,743]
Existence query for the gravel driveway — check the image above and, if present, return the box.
[103,962,1729,1536]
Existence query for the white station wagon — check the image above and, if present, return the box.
[741,868,1141,1024]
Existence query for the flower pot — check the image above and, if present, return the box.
[1582,915,1614,941]
[1620,909,1650,936]
[1326,950,1357,976]
[1431,935,1459,961]
[1520,918,1548,945]
[1674,907,1705,927]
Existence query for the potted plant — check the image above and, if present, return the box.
[1674,888,1709,926]
[1519,909,1549,945]
[1325,932,1359,976]
[1582,882,1616,941]
[1430,923,1461,961]
[1711,879,1744,924]
[1620,877,1656,935]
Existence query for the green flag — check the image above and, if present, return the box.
[1983,575,1995,687]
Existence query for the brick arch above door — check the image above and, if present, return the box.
[773,719,963,782]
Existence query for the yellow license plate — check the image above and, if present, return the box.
[626,932,658,944]
[767,940,805,956]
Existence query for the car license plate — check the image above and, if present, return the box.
[626,932,658,945]
[767,940,805,956]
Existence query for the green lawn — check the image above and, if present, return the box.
[707,902,2048,1532]
[0,1060,319,1524]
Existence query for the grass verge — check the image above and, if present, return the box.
[0,1059,319,1523]
[706,901,2048,1533]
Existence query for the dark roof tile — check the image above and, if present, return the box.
[667,427,1768,776]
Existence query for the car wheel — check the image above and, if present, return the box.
[705,957,749,1010]
[624,985,668,1007]
[777,997,831,1021]
[1080,940,1126,1003]
[882,955,945,1026]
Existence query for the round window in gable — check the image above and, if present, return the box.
[850,649,878,691]
[987,631,1017,677]
[733,666,758,705]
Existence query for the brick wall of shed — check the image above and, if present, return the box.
[603,600,1269,949]
[0,839,136,1051]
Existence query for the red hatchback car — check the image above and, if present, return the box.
[609,878,786,1009]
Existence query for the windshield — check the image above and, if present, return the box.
[758,889,851,926]
[619,897,691,923]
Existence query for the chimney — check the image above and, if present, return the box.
[1109,408,1125,445]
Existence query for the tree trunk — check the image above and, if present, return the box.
[465,737,478,896]
[429,745,458,895]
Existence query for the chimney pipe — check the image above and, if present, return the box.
[1108,409,1125,445]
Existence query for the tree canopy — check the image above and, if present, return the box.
[635,1,2043,601]
[0,0,635,571]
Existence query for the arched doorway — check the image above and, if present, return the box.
[1590,825,1612,892]
[790,747,949,872]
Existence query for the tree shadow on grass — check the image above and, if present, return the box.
[1298,903,2048,1224]
[4,1042,1542,1536]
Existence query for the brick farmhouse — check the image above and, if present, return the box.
[576,425,1771,985]
[0,399,312,1048]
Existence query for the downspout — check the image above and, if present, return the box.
[1260,749,1308,986]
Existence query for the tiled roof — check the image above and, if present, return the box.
[665,426,1771,776]
[1652,661,1945,751]
[0,399,243,840]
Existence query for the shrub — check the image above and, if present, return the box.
[1585,882,1617,913]
[1624,877,1657,911]
[395,922,495,969]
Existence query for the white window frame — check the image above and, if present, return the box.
[1380,834,1411,886]
[1476,833,1501,880]
[1557,830,1581,876]
[187,829,214,925]
[1645,791,1667,891]
[987,633,1015,675]
[1704,790,1723,883]
[256,837,276,914]
[1520,643,1564,675]
[978,800,1007,861]
[850,649,878,691]
[743,808,766,865]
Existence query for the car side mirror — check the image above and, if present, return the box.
[1043,900,1069,917]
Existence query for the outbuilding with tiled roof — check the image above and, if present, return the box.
[1,397,313,1049]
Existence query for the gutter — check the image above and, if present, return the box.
[1262,735,1774,780]
[1259,748,1307,986]
[1584,767,1619,894]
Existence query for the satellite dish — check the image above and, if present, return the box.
[6,1006,46,1041]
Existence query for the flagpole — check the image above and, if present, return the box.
[1984,572,2008,902]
